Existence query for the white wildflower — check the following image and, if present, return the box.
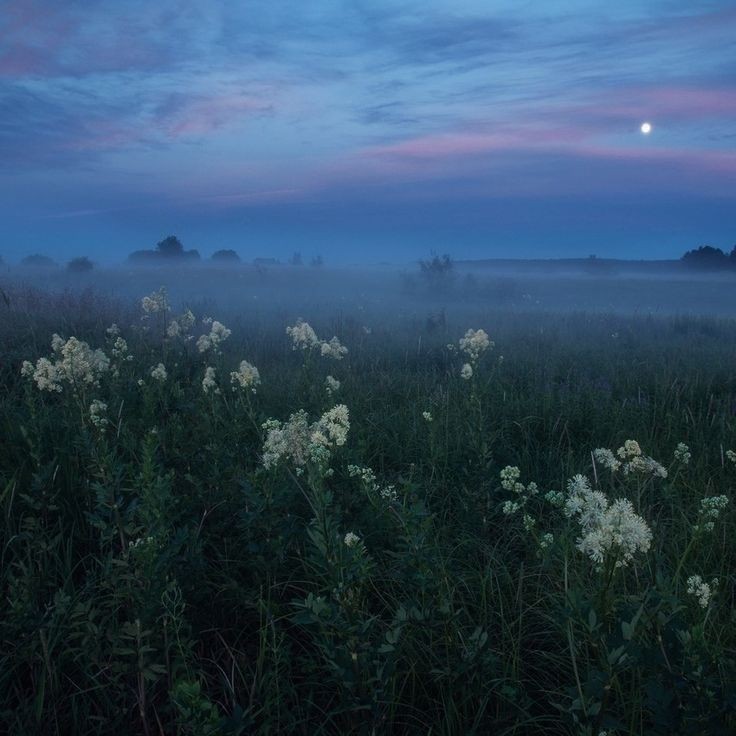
[202,366,218,394]
[344,532,360,548]
[106,323,120,337]
[141,287,169,314]
[320,336,348,360]
[459,328,493,363]
[617,440,642,460]
[460,363,473,380]
[500,466,521,491]
[166,320,181,338]
[197,320,231,354]
[325,375,340,397]
[674,442,691,464]
[725,449,736,464]
[89,399,108,430]
[150,363,167,382]
[686,575,717,608]
[540,533,554,550]
[286,319,320,350]
[231,360,261,392]
[422,411,433,422]
[695,495,729,532]
[594,448,622,472]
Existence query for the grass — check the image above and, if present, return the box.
[1,284,735,735]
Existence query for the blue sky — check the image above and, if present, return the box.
[1,0,735,264]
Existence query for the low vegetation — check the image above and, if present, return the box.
[1,285,735,734]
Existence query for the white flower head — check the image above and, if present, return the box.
[202,366,218,394]
[460,363,473,380]
[344,532,361,548]
[231,360,261,392]
[150,363,167,382]
[459,328,493,363]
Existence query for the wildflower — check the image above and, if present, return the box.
[320,336,348,360]
[686,575,718,608]
[500,466,521,491]
[726,449,736,464]
[674,442,691,464]
[150,363,167,382]
[694,495,729,532]
[460,363,473,380]
[422,411,433,422]
[344,532,360,548]
[459,328,493,362]
[545,490,565,507]
[262,405,350,469]
[540,533,554,549]
[502,500,521,515]
[617,440,642,460]
[197,320,231,353]
[166,320,181,338]
[564,476,651,568]
[523,514,536,531]
[22,335,109,392]
[106,323,120,337]
[231,361,260,392]
[325,375,340,397]
[89,400,108,430]
[202,366,218,394]
[594,448,621,472]
[141,287,169,314]
[286,319,320,350]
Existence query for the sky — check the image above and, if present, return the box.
[1,0,735,265]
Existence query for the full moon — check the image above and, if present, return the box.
[640,122,652,134]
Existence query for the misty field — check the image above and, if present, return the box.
[1,280,735,735]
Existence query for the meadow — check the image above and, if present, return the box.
[1,272,735,735]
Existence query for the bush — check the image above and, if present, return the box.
[67,256,94,273]
[211,249,240,263]
[681,245,731,270]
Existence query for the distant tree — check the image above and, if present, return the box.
[310,254,324,267]
[418,253,455,292]
[289,251,303,266]
[128,249,161,264]
[67,256,94,273]
[156,235,185,258]
[730,245,736,262]
[681,245,729,270]
[211,249,240,263]
[21,254,57,268]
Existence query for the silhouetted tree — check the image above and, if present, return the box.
[67,256,94,273]
[290,251,303,266]
[730,245,736,262]
[681,245,729,269]
[21,254,57,268]
[418,253,455,292]
[156,235,184,258]
[211,249,240,263]
[310,254,324,267]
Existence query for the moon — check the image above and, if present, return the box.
[640,122,652,134]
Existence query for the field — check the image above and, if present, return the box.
[1,268,735,734]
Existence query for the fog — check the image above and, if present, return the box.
[2,258,736,325]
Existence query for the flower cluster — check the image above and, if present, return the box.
[726,449,736,464]
[459,328,493,362]
[593,448,621,472]
[422,411,433,422]
[499,466,539,515]
[563,474,652,568]
[674,442,691,464]
[344,532,361,548]
[348,464,398,502]
[150,363,168,382]
[262,405,350,470]
[460,363,473,380]
[166,309,196,339]
[286,319,320,350]
[686,575,718,608]
[89,400,108,430]
[286,319,348,360]
[141,287,169,314]
[197,321,232,354]
[21,334,110,393]
[593,440,667,479]
[230,361,260,392]
[694,495,729,533]
[202,366,218,394]
[325,375,340,397]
